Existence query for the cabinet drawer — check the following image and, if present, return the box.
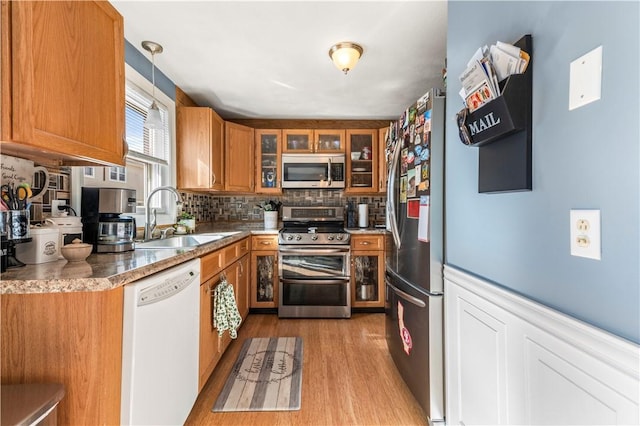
[222,237,250,267]
[350,234,384,250]
[251,235,278,250]
[201,250,223,282]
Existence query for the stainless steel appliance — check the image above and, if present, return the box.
[81,187,137,253]
[385,89,445,423]
[278,206,351,318]
[281,154,345,189]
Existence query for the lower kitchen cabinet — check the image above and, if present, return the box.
[1,288,124,425]
[198,237,250,390]
[250,235,279,309]
[350,234,385,308]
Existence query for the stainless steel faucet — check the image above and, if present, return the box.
[144,186,182,241]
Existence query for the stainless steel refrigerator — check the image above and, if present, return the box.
[385,88,445,424]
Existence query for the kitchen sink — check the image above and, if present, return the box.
[135,232,240,250]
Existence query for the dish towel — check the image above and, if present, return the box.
[213,277,242,339]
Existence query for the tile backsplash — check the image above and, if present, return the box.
[179,189,386,227]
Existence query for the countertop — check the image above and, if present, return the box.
[1,383,65,426]
[1,222,385,295]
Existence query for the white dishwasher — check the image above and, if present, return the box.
[121,258,200,426]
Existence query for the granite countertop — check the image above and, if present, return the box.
[1,221,381,295]
[346,227,389,234]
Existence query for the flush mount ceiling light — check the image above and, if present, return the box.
[141,40,163,130]
[328,42,363,75]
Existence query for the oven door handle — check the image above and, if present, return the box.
[281,278,350,285]
[279,247,350,254]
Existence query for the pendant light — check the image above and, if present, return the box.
[328,42,363,74]
[141,40,164,130]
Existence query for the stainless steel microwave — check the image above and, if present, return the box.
[281,154,345,189]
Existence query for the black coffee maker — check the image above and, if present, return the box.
[82,187,137,253]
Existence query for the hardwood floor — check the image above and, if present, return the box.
[185,313,428,426]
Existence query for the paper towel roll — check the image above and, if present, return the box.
[358,204,369,228]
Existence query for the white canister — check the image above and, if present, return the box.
[15,226,60,264]
[358,204,369,228]
[264,211,278,230]
[45,217,83,258]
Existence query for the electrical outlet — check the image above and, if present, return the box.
[51,200,65,217]
[570,209,601,260]
[237,203,242,209]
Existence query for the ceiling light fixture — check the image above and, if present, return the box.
[141,40,164,130]
[329,42,363,75]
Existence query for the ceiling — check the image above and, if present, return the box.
[111,1,448,120]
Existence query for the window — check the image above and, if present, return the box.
[124,82,171,209]
[108,166,126,182]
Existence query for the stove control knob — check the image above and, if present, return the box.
[336,234,343,240]
[311,235,318,241]
[327,235,334,241]
[286,235,293,241]
[295,235,302,241]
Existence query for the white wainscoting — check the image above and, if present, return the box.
[444,266,639,425]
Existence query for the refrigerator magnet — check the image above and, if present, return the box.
[407,169,416,198]
[418,196,430,242]
[407,198,420,219]
[400,176,407,203]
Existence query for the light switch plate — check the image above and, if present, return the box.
[570,209,601,260]
[569,46,602,110]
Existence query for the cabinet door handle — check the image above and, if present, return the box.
[212,172,216,185]
[260,241,272,245]
[360,241,371,245]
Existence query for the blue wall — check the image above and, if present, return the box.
[125,40,175,101]
[446,1,639,343]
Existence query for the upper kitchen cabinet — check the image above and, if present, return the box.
[378,127,389,193]
[346,129,378,193]
[281,129,314,153]
[281,129,345,153]
[225,122,254,192]
[0,1,126,166]
[177,106,225,191]
[255,129,282,194]
[314,129,345,153]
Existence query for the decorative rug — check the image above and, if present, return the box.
[212,337,303,412]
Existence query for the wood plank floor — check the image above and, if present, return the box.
[185,313,428,426]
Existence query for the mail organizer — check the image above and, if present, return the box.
[463,73,529,147]
[469,34,533,193]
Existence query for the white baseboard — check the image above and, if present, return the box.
[444,265,640,425]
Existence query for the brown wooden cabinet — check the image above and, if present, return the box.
[378,126,390,193]
[350,234,385,308]
[281,129,345,153]
[255,129,282,194]
[198,237,250,390]
[1,288,124,425]
[346,129,379,193]
[177,107,225,191]
[225,122,255,192]
[0,1,126,166]
[250,235,279,308]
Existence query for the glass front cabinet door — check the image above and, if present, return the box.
[255,129,282,193]
[351,250,385,308]
[282,129,314,153]
[250,235,279,308]
[314,129,345,153]
[346,129,378,192]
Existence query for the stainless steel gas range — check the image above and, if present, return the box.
[277,206,351,318]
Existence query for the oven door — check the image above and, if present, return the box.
[278,246,351,318]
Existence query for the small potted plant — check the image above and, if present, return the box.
[176,212,196,234]
[255,200,282,229]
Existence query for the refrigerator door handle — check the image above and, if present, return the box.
[387,137,402,248]
[386,279,426,308]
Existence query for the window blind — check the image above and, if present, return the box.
[125,84,169,165]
